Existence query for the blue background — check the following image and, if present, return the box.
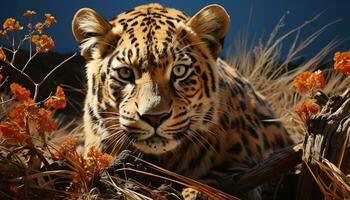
[1,0,350,59]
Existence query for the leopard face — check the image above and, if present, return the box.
[72,4,229,155]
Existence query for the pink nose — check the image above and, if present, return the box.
[138,112,171,128]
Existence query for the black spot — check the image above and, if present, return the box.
[231,87,238,97]
[219,79,226,89]
[201,73,210,97]
[131,21,138,26]
[203,107,214,124]
[194,65,201,73]
[165,20,175,28]
[220,116,228,130]
[97,83,103,103]
[240,100,247,111]
[241,134,249,146]
[177,14,187,20]
[131,38,137,44]
[206,62,216,92]
[122,23,128,30]
[248,126,259,139]
[101,72,106,83]
[228,142,242,154]
[125,8,135,14]
[189,79,197,85]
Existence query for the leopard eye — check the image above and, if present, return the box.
[116,67,134,83]
[172,65,188,79]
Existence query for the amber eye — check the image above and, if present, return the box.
[172,65,188,79]
[116,67,134,83]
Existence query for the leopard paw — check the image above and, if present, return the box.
[182,188,209,200]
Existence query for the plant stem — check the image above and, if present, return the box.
[33,53,77,101]
[7,62,36,86]
[22,51,38,72]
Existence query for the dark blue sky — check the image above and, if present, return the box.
[1,0,350,59]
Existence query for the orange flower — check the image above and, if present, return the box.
[44,86,67,109]
[8,104,27,128]
[0,122,27,143]
[0,48,6,61]
[44,13,56,26]
[294,71,313,93]
[3,18,15,30]
[86,146,112,175]
[52,136,78,160]
[10,83,34,104]
[333,50,350,75]
[0,29,7,37]
[35,108,57,136]
[312,70,326,89]
[293,70,326,93]
[23,10,37,18]
[31,34,55,53]
[295,99,320,123]
[3,18,22,31]
[35,22,44,33]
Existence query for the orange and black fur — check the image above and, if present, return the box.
[72,3,292,198]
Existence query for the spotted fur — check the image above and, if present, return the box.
[72,3,292,195]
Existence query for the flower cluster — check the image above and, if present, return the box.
[295,99,321,123]
[0,11,56,52]
[53,138,112,187]
[44,13,57,26]
[3,18,23,32]
[293,70,325,123]
[44,86,67,109]
[293,70,326,93]
[86,146,113,175]
[23,10,37,18]
[31,34,55,53]
[51,136,78,160]
[10,83,34,104]
[333,50,350,75]
[0,83,66,145]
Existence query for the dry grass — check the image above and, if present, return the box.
[228,14,350,142]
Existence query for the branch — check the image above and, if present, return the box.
[33,53,77,101]
[220,143,303,194]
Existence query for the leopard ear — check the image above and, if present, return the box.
[187,4,230,59]
[72,8,111,59]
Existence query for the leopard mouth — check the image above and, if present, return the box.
[131,133,180,154]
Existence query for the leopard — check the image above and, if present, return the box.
[72,3,293,199]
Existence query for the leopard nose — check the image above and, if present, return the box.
[138,111,171,129]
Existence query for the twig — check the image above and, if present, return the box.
[33,53,77,101]
[0,76,9,89]
[0,96,15,105]
[7,61,36,85]
[22,51,38,72]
